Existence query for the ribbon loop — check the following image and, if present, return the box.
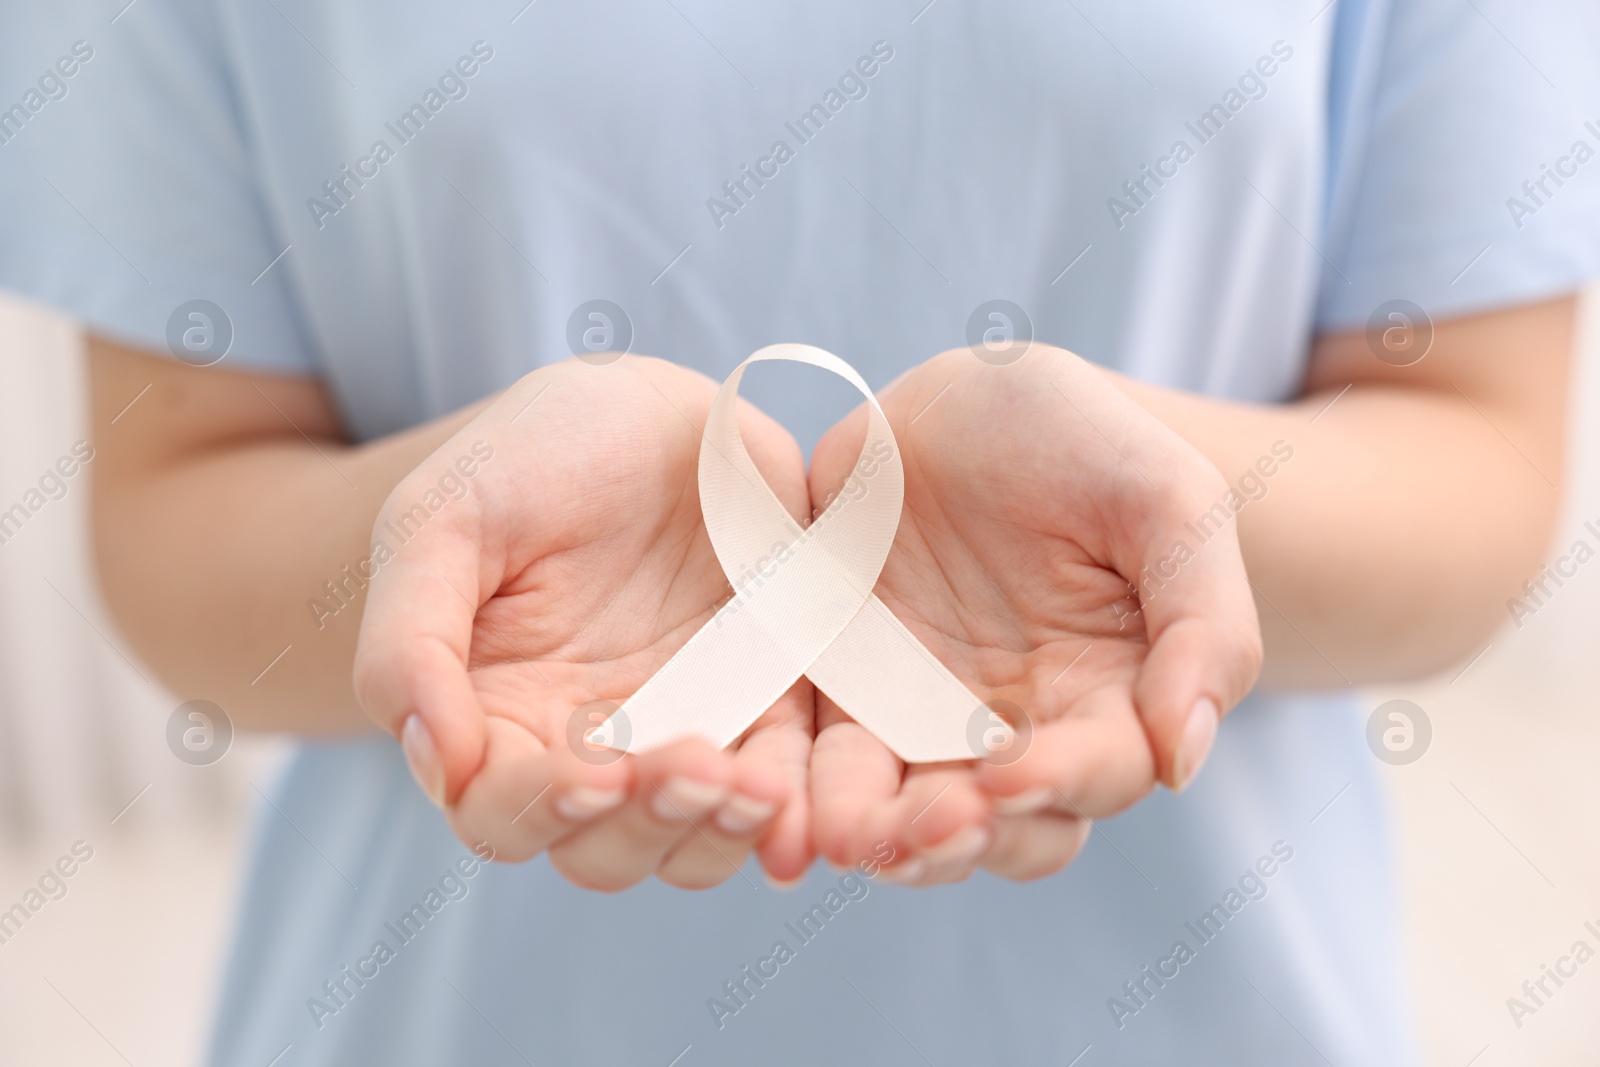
[610,344,997,763]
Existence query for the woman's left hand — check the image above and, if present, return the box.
[807,344,1263,885]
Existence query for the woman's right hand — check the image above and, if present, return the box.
[353,356,816,890]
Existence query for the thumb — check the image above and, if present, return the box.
[1123,493,1263,793]
[353,487,492,807]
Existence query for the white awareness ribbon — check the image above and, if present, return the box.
[606,343,1005,763]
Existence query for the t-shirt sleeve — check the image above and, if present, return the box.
[1317,0,1600,330]
[0,0,317,373]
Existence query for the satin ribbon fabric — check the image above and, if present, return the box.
[606,344,1004,763]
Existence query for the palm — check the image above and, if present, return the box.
[465,365,808,756]
[359,356,814,885]
[852,348,1157,779]
[809,345,1253,881]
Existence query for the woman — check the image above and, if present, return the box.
[2,0,1594,1062]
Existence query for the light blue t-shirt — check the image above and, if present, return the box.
[4,1,1599,1063]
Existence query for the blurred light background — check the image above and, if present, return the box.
[0,288,1597,1065]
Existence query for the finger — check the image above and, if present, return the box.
[809,719,903,869]
[1118,477,1263,793]
[742,703,816,885]
[735,398,812,523]
[1136,614,1257,791]
[807,403,869,516]
[980,813,1091,881]
[976,686,1156,820]
[447,716,632,864]
[547,738,732,892]
[812,721,991,884]
[657,735,791,889]
[353,496,492,806]
[1048,359,1264,793]
[892,767,991,885]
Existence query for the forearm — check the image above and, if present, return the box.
[1104,297,1572,688]
[90,342,489,733]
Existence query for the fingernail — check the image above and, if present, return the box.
[992,785,1053,816]
[651,776,727,822]
[919,825,991,866]
[765,870,806,892]
[715,793,777,835]
[555,786,626,822]
[401,714,445,809]
[878,858,926,884]
[1174,697,1220,792]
